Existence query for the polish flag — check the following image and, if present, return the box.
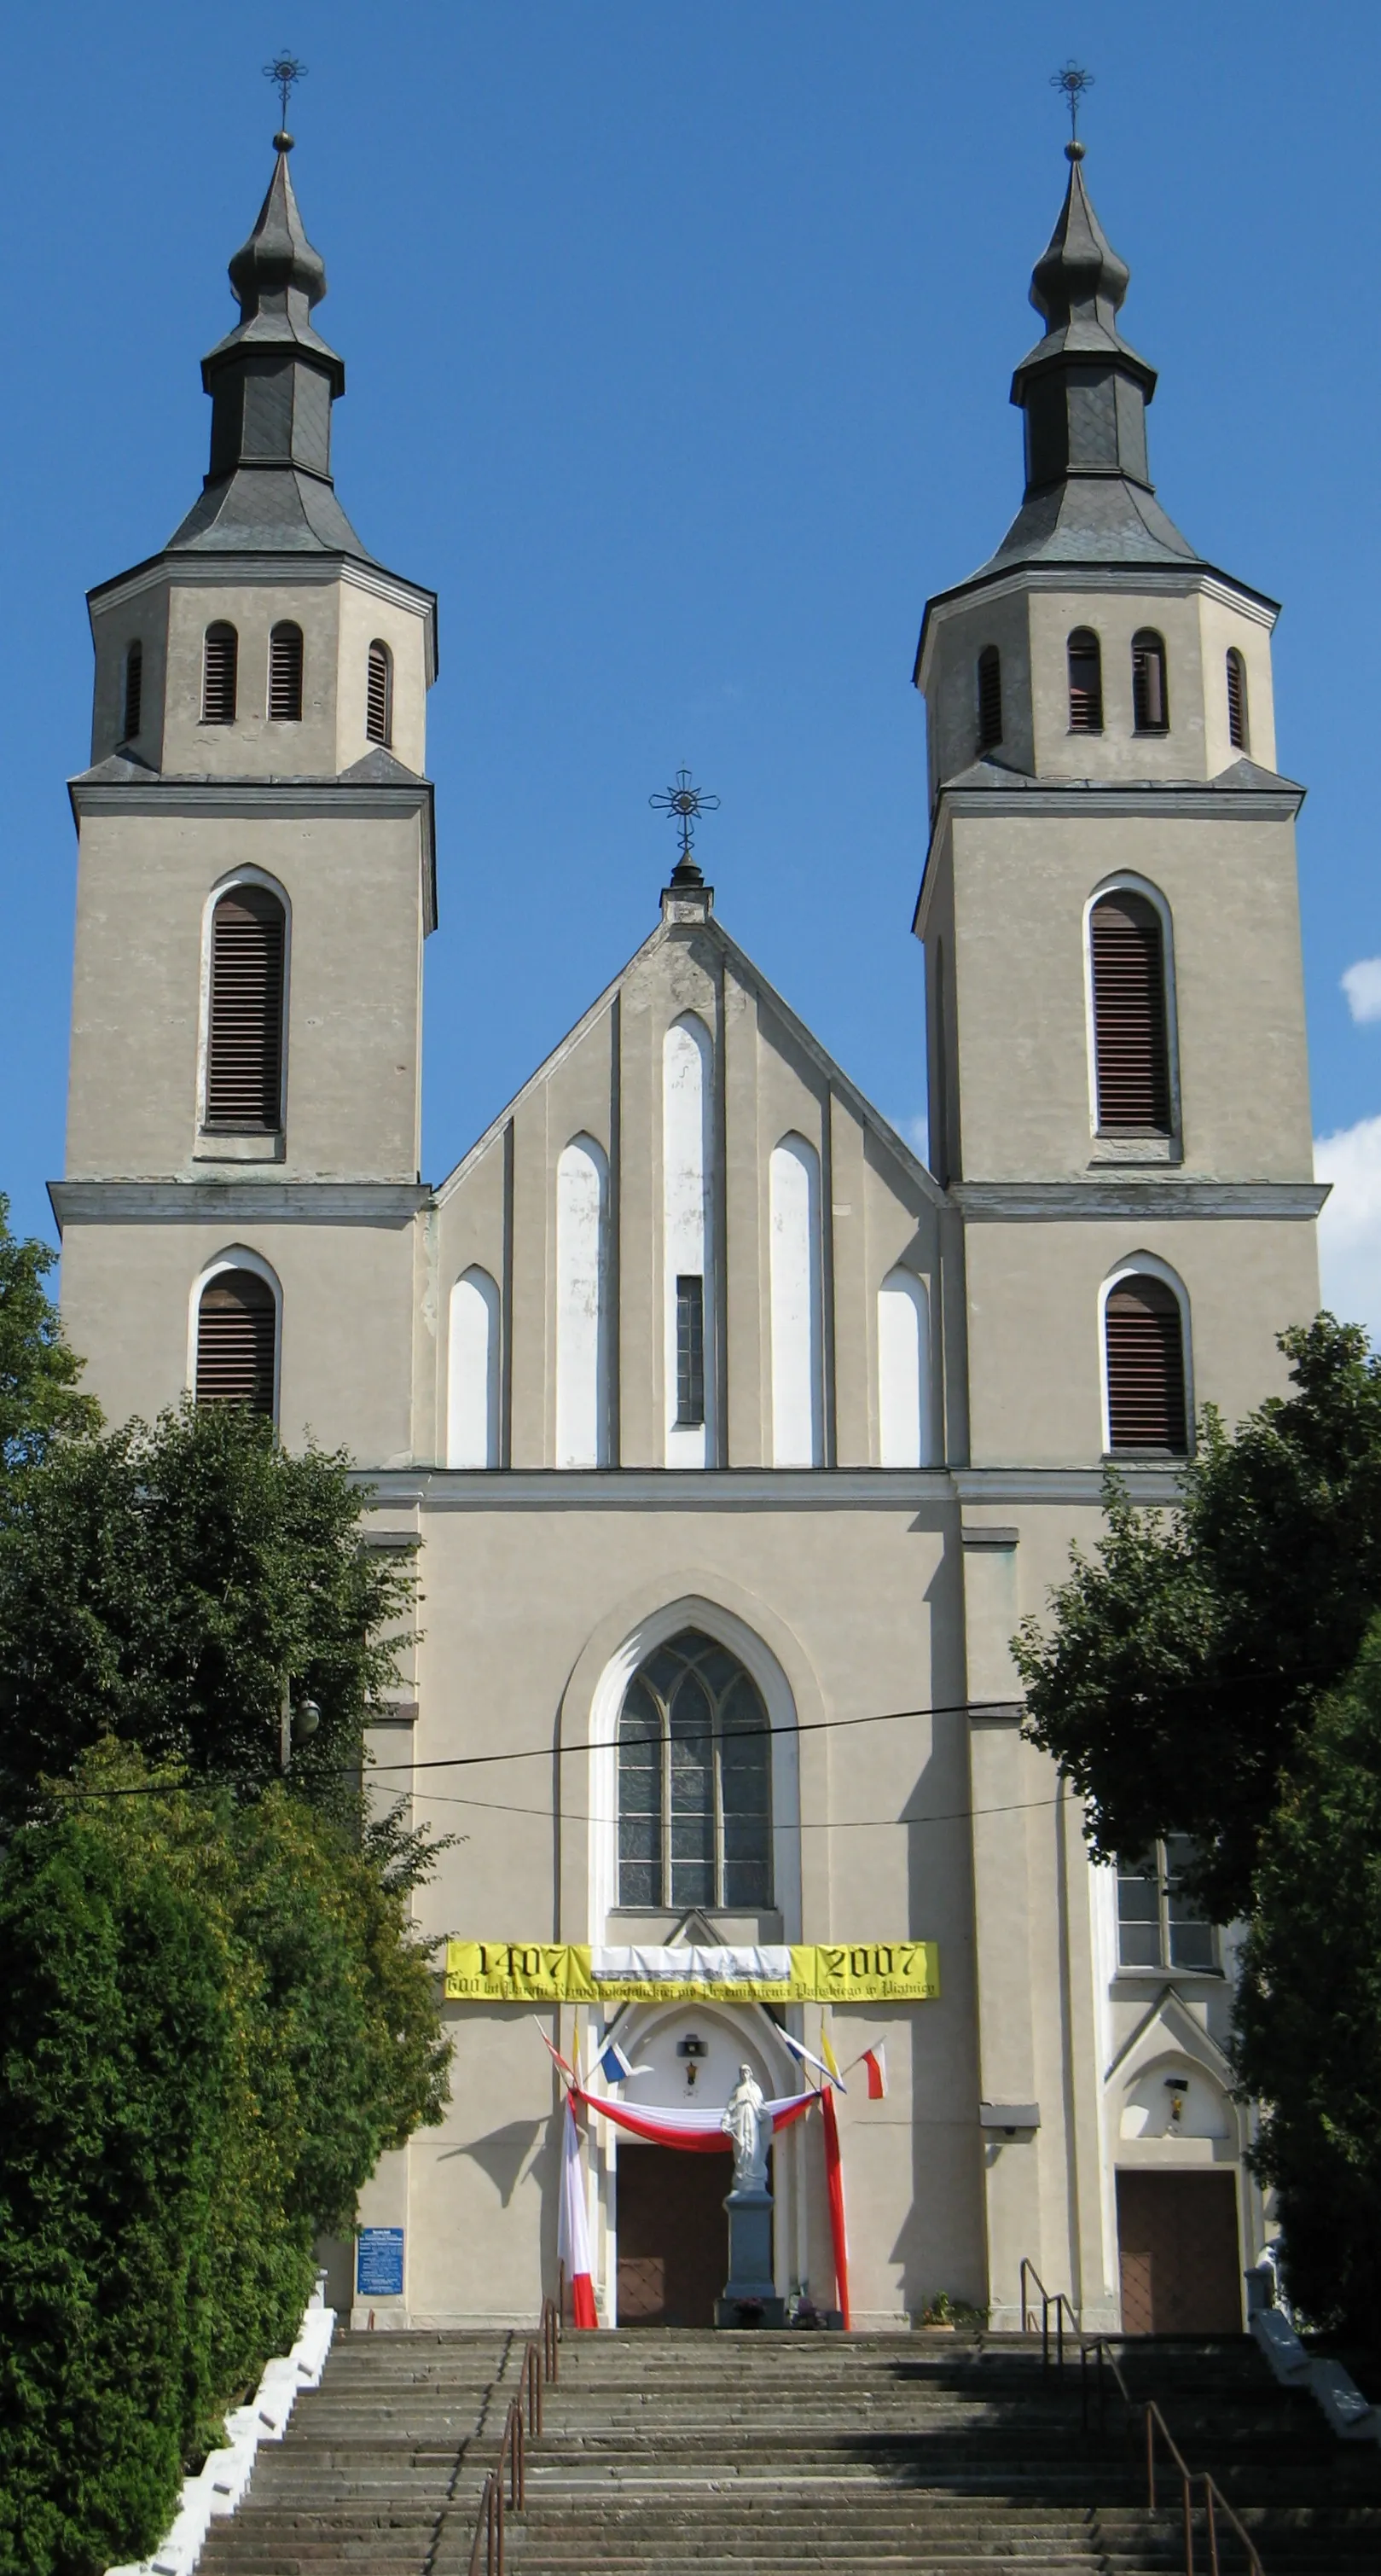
[861,2044,888,2101]
[557,2096,598,2329]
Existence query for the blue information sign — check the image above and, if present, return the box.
[356,2227,404,2296]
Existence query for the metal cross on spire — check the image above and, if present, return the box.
[264,50,308,136]
[1049,60,1094,140]
[650,767,720,888]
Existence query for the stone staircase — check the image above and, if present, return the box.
[199,2325,1381,2576]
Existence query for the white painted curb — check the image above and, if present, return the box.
[106,2283,336,2576]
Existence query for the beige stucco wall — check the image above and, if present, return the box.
[920,574,1278,790]
[89,567,432,780]
[923,809,1313,1186]
[962,1215,1319,1467]
[67,810,426,1183]
[59,1214,418,1460]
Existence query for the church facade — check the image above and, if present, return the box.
[53,128,1323,2334]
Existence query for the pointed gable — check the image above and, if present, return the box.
[431,897,943,1474]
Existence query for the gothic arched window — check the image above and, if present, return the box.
[618,1629,772,1910]
[268,621,304,722]
[1067,627,1103,733]
[194,1267,277,1415]
[366,639,392,747]
[202,622,238,724]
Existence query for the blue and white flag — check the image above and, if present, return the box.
[779,2028,845,2092]
[598,2038,650,2085]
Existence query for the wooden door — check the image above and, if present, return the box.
[615,2146,728,2327]
[1117,2171,1242,2334]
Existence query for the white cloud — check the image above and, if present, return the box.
[1315,1115,1381,1345]
[1341,957,1381,1023]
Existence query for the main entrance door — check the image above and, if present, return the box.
[616,2147,728,2327]
[1117,2171,1242,2334]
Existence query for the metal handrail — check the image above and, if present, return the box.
[1018,2255,1078,2368]
[1021,2269,1266,2576]
[466,2297,561,2576]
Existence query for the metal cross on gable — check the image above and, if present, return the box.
[650,767,721,888]
[264,51,308,133]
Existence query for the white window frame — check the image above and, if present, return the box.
[1098,1251,1193,1460]
[1082,872,1182,1148]
[1116,1837,1221,1974]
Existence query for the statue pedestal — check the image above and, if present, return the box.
[715,2185,785,2329]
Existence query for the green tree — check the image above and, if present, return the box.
[0,1401,414,1823]
[0,1785,230,2576]
[0,1746,451,2576]
[1233,1618,1381,2335]
[0,1194,100,1474]
[1013,1316,1381,1917]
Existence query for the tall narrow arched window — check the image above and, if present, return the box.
[366,640,392,747]
[267,621,304,722]
[205,884,287,1131]
[121,641,143,743]
[877,1268,931,1468]
[769,1135,823,1467]
[1226,648,1249,753]
[976,645,1002,753]
[555,1135,609,1468]
[447,1267,501,1468]
[1089,889,1172,1133]
[1131,631,1169,733]
[1067,627,1103,733]
[663,1015,714,1465]
[617,1629,772,1910]
[202,622,238,724]
[1105,1275,1188,1455]
[195,1269,277,1414]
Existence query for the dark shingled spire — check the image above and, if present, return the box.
[976,142,1198,574]
[166,133,374,560]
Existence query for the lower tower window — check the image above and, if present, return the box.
[195,1270,277,1415]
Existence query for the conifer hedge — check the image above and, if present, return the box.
[0,1752,450,2576]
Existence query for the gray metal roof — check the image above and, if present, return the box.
[965,142,1200,586]
[165,137,374,566]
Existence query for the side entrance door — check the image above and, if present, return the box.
[615,2146,728,2327]
[1117,2171,1242,2334]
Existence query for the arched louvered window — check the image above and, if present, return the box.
[1090,889,1172,1132]
[366,640,392,747]
[1226,648,1249,753]
[1105,1276,1188,1455]
[121,641,143,743]
[267,621,304,722]
[618,1629,772,1910]
[1131,631,1169,733]
[202,623,238,724]
[1067,628,1103,733]
[205,885,286,1131]
[194,1270,277,1415]
[976,645,1003,753]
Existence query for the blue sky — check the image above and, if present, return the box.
[4,3,1381,1329]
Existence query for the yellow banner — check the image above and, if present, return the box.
[443,1941,939,2005]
